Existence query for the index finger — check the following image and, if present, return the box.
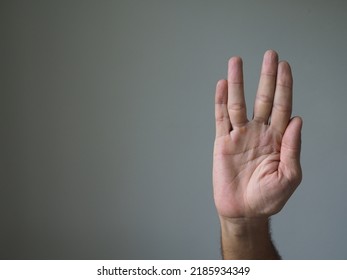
[270,61,293,134]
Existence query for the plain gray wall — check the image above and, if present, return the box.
[2,0,347,259]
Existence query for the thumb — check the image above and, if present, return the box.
[279,116,303,183]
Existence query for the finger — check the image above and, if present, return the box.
[253,50,278,123]
[279,116,303,185]
[227,57,248,128]
[280,116,302,163]
[215,79,231,137]
[270,61,293,135]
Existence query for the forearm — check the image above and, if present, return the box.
[219,217,281,260]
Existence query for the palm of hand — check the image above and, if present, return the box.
[213,51,302,219]
[214,122,297,218]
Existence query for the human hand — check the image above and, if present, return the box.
[213,50,302,220]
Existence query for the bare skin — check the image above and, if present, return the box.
[213,50,302,259]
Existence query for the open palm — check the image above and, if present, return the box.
[213,50,302,219]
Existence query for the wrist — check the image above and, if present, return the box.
[219,216,270,238]
[219,216,280,259]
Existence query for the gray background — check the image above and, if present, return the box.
[2,0,347,259]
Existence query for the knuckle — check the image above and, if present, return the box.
[273,102,291,113]
[256,93,273,105]
[228,102,245,112]
[215,110,229,122]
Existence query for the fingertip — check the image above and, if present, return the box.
[277,61,293,86]
[228,56,244,84]
[215,79,228,104]
[261,50,279,76]
[286,116,303,146]
[264,49,278,62]
[292,116,303,132]
[289,116,303,128]
[228,56,243,74]
[278,60,292,72]
[216,79,227,88]
[228,56,242,65]
[296,116,303,126]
